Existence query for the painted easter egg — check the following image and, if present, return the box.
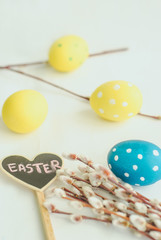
[90,80,143,122]
[2,90,48,133]
[49,35,89,72]
[107,140,161,186]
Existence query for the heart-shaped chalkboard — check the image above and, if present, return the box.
[1,153,63,191]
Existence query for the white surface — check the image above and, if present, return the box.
[0,0,161,239]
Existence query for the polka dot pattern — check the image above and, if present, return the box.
[97,92,102,98]
[109,164,112,169]
[49,35,89,72]
[114,155,119,161]
[133,165,138,170]
[126,148,132,153]
[90,80,143,122]
[124,173,129,177]
[137,154,143,160]
[153,166,159,171]
[99,108,104,114]
[107,140,161,186]
[140,177,145,181]
[153,150,159,156]
[109,99,116,104]
[114,84,120,90]
[122,102,128,107]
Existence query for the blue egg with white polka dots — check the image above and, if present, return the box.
[107,140,161,186]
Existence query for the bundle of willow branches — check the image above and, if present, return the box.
[44,154,161,240]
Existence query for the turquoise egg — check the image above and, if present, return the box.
[107,140,161,186]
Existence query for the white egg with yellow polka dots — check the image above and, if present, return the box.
[107,140,161,186]
[90,80,143,121]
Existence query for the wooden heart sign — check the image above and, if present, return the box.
[0,153,63,191]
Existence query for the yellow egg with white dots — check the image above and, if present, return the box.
[90,80,143,121]
[48,35,89,72]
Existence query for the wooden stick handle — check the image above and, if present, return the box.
[36,191,56,240]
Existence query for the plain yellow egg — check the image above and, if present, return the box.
[48,35,89,72]
[90,80,143,121]
[2,90,48,133]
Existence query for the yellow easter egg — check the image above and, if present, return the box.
[90,80,143,121]
[48,35,89,72]
[2,90,48,133]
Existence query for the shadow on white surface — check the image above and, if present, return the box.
[72,109,126,129]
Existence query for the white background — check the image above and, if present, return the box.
[0,0,161,239]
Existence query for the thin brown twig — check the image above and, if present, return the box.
[47,155,161,239]
[62,181,161,233]
[72,183,84,195]
[66,192,88,203]
[5,67,90,101]
[0,61,47,69]
[65,185,148,218]
[53,209,110,223]
[1,67,160,120]
[138,112,161,120]
[89,48,128,57]
[73,155,161,213]
[52,209,154,240]
[0,47,129,69]
[109,177,161,212]
[94,190,148,217]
